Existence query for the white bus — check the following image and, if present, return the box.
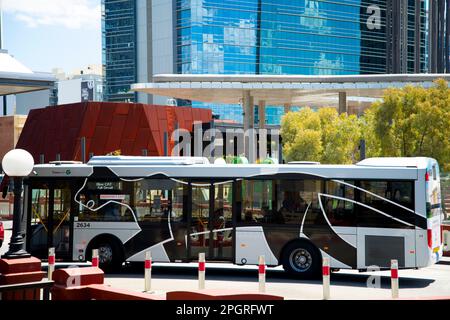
[24,156,443,278]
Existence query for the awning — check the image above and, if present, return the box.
[0,50,55,96]
[131,73,450,107]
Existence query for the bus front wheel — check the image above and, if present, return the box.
[87,237,124,273]
[281,241,321,279]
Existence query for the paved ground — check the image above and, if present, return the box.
[102,258,450,300]
[2,221,449,300]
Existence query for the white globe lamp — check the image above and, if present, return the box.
[2,149,34,177]
[1,149,34,259]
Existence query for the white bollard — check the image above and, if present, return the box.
[391,259,399,299]
[322,257,330,300]
[144,251,152,292]
[258,255,266,293]
[198,252,206,290]
[443,230,450,252]
[48,247,55,281]
[92,249,99,268]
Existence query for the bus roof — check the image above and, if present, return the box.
[356,157,437,169]
[27,156,432,181]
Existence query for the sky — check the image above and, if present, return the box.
[1,0,102,73]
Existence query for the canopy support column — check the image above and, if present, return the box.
[339,92,347,114]
[258,100,266,129]
[243,90,255,163]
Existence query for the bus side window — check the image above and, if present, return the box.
[324,181,356,227]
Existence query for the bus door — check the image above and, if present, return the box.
[189,181,233,261]
[28,181,73,260]
[132,178,189,262]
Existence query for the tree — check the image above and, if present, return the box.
[319,108,361,164]
[281,80,450,169]
[365,79,450,171]
[281,107,362,164]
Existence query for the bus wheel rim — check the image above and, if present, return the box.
[289,248,313,272]
[98,245,113,264]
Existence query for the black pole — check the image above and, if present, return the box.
[164,131,168,156]
[360,139,366,161]
[2,177,31,259]
[3,96,7,116]
[81,137,86,163]
[210,120,215,159]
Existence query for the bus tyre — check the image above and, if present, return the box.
[281,241,321,279]
[89,238,123,273]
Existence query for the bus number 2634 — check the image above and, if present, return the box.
[75,222,91,228]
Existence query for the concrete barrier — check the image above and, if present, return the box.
[166,289,284,301]
[51,267,164,300]
[0,257,45,300]
[88,284,165,300]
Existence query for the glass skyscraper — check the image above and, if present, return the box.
[102,0,137,102]
[103,0,449,124]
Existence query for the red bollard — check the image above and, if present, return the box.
[144,251,152,292]
[48,247,55,281]
[322,257,330,300]
[92,249,99,268]
[198,252,205,290]
[391,259,399,299]
[258,255,266,293]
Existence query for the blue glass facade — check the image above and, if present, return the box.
[102,0,137,102]
[176,0,432,125]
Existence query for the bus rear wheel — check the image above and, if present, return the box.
[281,241,321,279]
[88,237,124,273]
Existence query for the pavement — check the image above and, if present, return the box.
[1,221,450,300]
[102,258,450,300]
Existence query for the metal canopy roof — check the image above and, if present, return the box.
[0,50,55,96]
[132,73,450,107]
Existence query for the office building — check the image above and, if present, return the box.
[103,0,450,124]
[102,0,137,102]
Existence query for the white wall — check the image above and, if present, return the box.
[58,78,82,105]
[136,0,151,104]
[15,90,50,115]
[151,0,175,105]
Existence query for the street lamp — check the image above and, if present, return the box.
[1,149,34,259]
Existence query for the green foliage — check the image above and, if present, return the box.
[281,107,361,164]
[366,79,450,171]
[280,79,450,170]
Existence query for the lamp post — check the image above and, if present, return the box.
[1,149,34,259]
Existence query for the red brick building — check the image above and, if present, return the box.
[15,102,212,163]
